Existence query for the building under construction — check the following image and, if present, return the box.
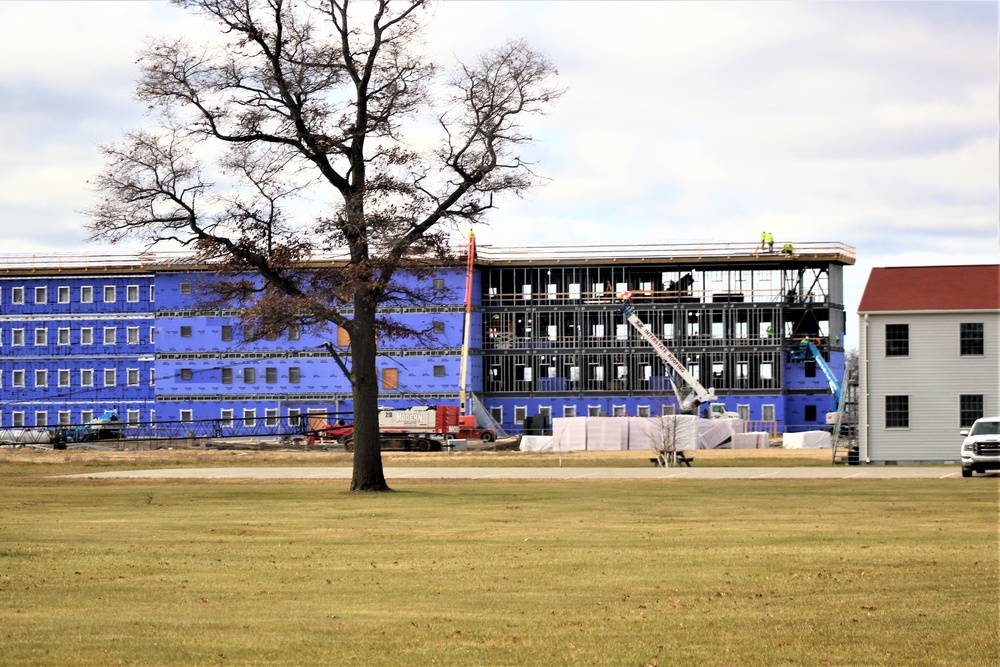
[0,241,854,436]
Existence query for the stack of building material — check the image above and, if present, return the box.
[730,432,770,449]
[550,417,587,451]
[586,417,628,450]
[697,418,741,449]
[782,431,831,449]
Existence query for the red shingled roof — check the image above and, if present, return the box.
[858,265,1000,312]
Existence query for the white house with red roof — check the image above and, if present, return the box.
[857,265,1000,464]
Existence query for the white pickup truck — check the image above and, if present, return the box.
[960,416,1000,477]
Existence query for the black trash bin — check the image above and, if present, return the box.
[847,446,859,466]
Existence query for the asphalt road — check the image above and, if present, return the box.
[62,465,987,480]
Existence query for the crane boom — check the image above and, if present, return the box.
[618,294,717,414]
[790,339,842,404]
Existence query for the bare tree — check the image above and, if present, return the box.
[87,0,562,491]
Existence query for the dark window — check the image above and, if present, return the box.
[804,405,817,422]
[885,324,909,356]
[432,321,445,334]
[221,368,233,384]
[244,368,256,384]
[432,278,445,290]
[221,325,233,341]
[885,395,909,428]
[180,282,192,295]
[959,395,984,428]
[180,368,193,381]
[288,367,301,383]
[265,367,278,383]
[243,325,255,341]
[805,360,816,378]
[180,326,192,338]
[433,365,446,377]
[288,325,300,341]
[960,323,984,356]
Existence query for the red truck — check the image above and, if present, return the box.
[324,405,496,451]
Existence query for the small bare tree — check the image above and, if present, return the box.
[87,0,562,491]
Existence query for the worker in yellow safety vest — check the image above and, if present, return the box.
[766,232,774,252]
[760,231,767,251]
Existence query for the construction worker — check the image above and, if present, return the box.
[760,231,767,251]
[766,232,774,252]
[781,242,794,256]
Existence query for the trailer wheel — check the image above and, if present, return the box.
[480,431,496,443]
[342,437,354,452]
[416,438,432,451]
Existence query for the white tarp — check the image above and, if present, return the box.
[782,431,831,449]
[586,417,628,450]
[731,432,770,449]
[519,435,553,451]
[552,417,587,451]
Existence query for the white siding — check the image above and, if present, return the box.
[859,310,1000,463]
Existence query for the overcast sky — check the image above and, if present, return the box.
[0,1,997,347]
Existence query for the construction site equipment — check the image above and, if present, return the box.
[618,291,723,415]
[789,339,857,464]
[336,405,497,451]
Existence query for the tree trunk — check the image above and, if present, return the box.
[349,299,390,492]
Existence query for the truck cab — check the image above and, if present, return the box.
[960,416,1000,477]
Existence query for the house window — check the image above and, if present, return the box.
[243,325,255,341]
[885,324,909,357]
[58,411,71,426]
[149,285,155,302]
[243,409,257,428]
[265,367,278,384]
[287,408,301,427]
[58,369,70,387]
[489,406,503,425]
[637,405,651,418]
[35,369,47,387]
[35,412,47,428]
[127,368,140,386]
[81,410,94,424]
[432,321,445,334]
[104,368,116,387]
[433,365,446,377]
[80,286,93,303]
[12,328,24,346]
[288,367,301,383]
[959,395,984,428]
[180,368,193,381]
[35,286,47,304]
[563,405,577,418]
[221,368,233,384]
[612,405,626,417]
[960,323,984,356]
[221,325,233,341]
[12,370,25,387]
[11,287,24,304]
[149,327,156,344]
[265,408,279,428]
[127,285,139,302]
[126,327,140,345]
[80,369,94,387]
[34,328,47,346]
[514,406,527,423]
[104,285,116,303]
[180,282,192,295]
[180,409,193,423]
[804,405,817,422]
[433,278,445,290]
[288,325,300,341]
[58,286,70,304]
[81,328,93,345]
[885,395,909,428]
[805,360,816,378]
[244,368,256,384]
[103,327,117,345]
[180,326,192,338]
[58,328,70,345]
[12,412,24,428]
[149,368,155,385]
[221,409,234,428]
[588,405,601,417]
[762,404,775,421]
[381,367,398,390]
[127,410,140,426]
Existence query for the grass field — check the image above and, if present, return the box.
[0,453,996,666]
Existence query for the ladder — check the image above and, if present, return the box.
[831,368,859,464]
